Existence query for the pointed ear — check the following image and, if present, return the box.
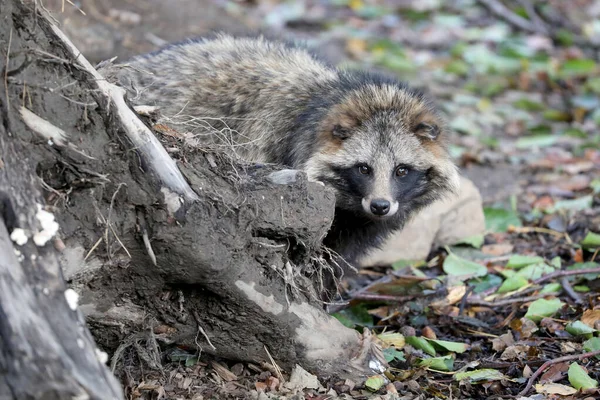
[332,124,352,140]
[414,122,440,141]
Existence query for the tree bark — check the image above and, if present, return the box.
[0,0,386,394]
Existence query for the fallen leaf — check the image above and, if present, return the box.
[506,255,545,269]
[492,332,514,352]
[443,253,488,279]
[524,298,564,323]
[455,369,508,383]
[378,332,406,348]
[583,337,600,355]
[422,326,436,340]
[415,355,454,372]
[405,336,436,356]
[365,375,386,391]
[581,232,600,249]
[500,345,530,360]
[497,275,529,293]
[568,362,598,390]
[427,339,469,354]
[540,362,569,383]
[566,321,596,336]
[581,309,600,328]
[481,243,514,256]
[535,383,577,395]
[484,207,522,232]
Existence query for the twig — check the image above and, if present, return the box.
[35,8,199,202]
[351,293,417,303]
[263,345,285,383]
[532,267,600,285]
[478,0,548,35]
[467,293,548,307]
[518,349,600,396]
[508,225,564,237]
[560,277,582,304]
[4,28,12,113]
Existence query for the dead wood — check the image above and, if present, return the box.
[0,0,387,393]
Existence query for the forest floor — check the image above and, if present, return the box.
[42,0,600,399]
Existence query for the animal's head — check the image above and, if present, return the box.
[305,80,460,225]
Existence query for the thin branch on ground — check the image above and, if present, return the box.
[532,267,600,285]
[518,349,600,396]
[467,293,548,307]
[478,0,548,35]
[560,277,583,304]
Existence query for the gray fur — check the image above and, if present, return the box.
[104,34,459,267]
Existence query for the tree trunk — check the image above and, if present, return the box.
[0,0,386,395]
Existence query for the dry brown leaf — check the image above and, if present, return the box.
[540,362,569,383]
[430,285,466,308]
[501,345,530,361]
[481,243,514,256]
[422,326,436,340]
[520,317,540,339]
[581,309,600,329]
[492,332,515,352]
[535,383,577,395]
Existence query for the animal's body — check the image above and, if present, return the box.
[108,34,460,267]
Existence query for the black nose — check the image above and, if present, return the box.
[370,199,390,216]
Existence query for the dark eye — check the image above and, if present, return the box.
[358,165,370,175]
[395,166,409,177]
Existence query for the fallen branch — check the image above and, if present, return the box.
[532,267,600,285]
[478,0,549,35]
[467,293,548,307]
[517,349,600,396]
[32,2,198,202]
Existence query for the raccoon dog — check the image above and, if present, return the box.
[108,34,460,268]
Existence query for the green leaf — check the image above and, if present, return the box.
[524,298,564,323]
[516,262,555,281]
[391,259,426,270]
[405,336,436,356]
[470,274,503,294]
[506,255,545,269]
[443,253,488,280]
[564,128,587,138]
[454,234,485,249]
[365,375,386,391]
[543,110,571,121]
[583,337,600,356]
[427,339,468,354]
[383,347,405,363]
[415,355,454,372]
[567,262,600,280]
[454,369,508,383]
[497,275,529,293]
[548,195,593,213]
[332,305,374,328]
[516,135,558,150]
[445,60,470,76]
[581,232,600,249]
[540,282,562,294]
[565,321,597,336]
[513,98,544,111]
[484,207,522,232]
[568,362,598,390]
[556,29,574,46]
[560,59,597,78]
